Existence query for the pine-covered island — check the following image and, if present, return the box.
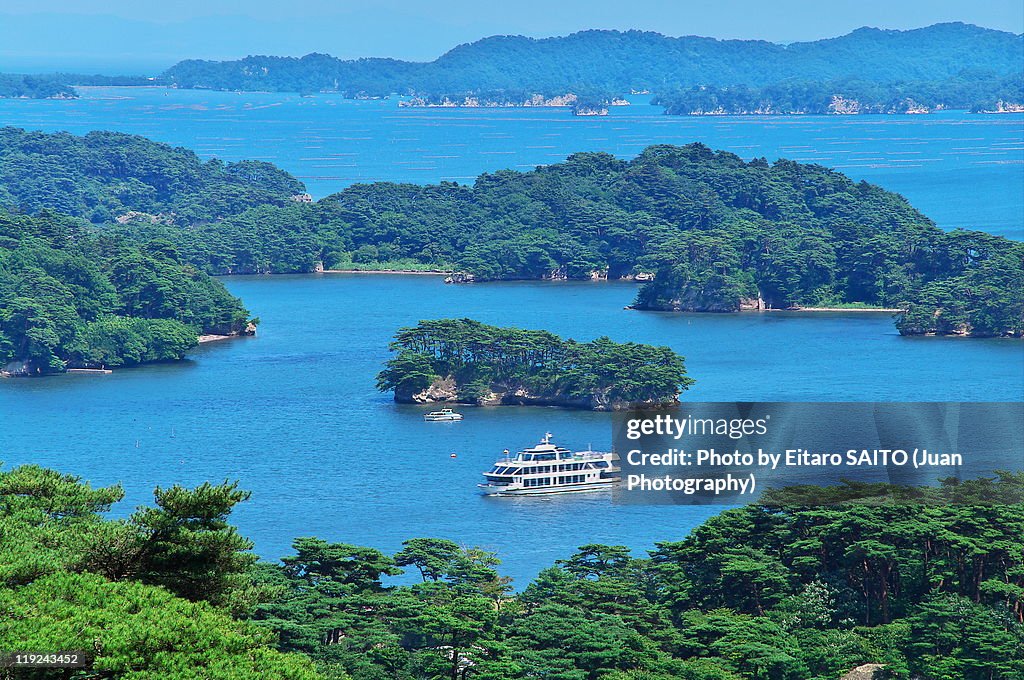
[376,319,692,410]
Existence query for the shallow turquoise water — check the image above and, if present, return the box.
[0,87,1021,238]
[1,275,1021,584]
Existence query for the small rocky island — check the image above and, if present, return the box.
[376,318,692,410]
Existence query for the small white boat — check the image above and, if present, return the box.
[424,408,464,421]
[478,433,619,496]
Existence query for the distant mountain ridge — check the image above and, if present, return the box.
[163,23,1023,98]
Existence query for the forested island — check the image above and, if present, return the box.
[3,129,1021,339]
[0,128,303,374]
[0,127,305,223]
[3,25,1021,116]
[159,24,1023,115]
[654,72,1024,115]
[0,73,156,99]
[376,319,691,410]
[3,463,1021,679]
[0,73,76,99]
[111,144,1023,337]
[0,209,253,375]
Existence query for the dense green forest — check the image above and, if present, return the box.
[0,127,306,223]
[0,73,156,99]
[108,143,1024,337]
[377,319,691,409]
[2,463,1021,679]
[3,129,1021,337]
[654,72,1024,115]
[162,23,1023,106]
[0,209,251,374]
[0,73,76,99]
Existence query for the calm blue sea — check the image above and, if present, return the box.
[0,90,1022,585]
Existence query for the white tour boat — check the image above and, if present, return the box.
[478,433,619,496]
[424,408,464,421]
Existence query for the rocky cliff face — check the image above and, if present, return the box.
[634,286,749,312]
[1,359,37,377]
[395,376,458,403]
[977,100,1024,113]
[395,376,677,411]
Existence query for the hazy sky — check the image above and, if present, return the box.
[1,0,1021,73]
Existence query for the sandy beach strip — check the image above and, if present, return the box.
[320,269,451,275]
[198,334,237,343]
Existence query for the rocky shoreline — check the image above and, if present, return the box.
[395,376,678,412]
[198,322,258,344]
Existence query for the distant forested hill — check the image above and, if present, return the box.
[0,73,154,99]
[0,127,306,223]
[0,73,76,99]
[655,72,1024,115]
[163,23,1023,105]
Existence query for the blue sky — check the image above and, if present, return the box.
[1,0,1021,73]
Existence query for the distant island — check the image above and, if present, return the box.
[155,23,1023,115]
[0,73,155,99]
[0,73,76,99]
[3,128,1020,340]
[5,24,1021,116]
[654,73,1024,115]
[376,318,692,410]
[397,92,629,115]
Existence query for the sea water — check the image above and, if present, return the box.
[0,90,1021,585]
[1,276,1020,584]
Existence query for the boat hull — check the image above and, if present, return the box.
[478,480,618,496]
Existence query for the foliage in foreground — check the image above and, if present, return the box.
[1,464,1021,679]
[0,465,321,678]
[376,318,692,408]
